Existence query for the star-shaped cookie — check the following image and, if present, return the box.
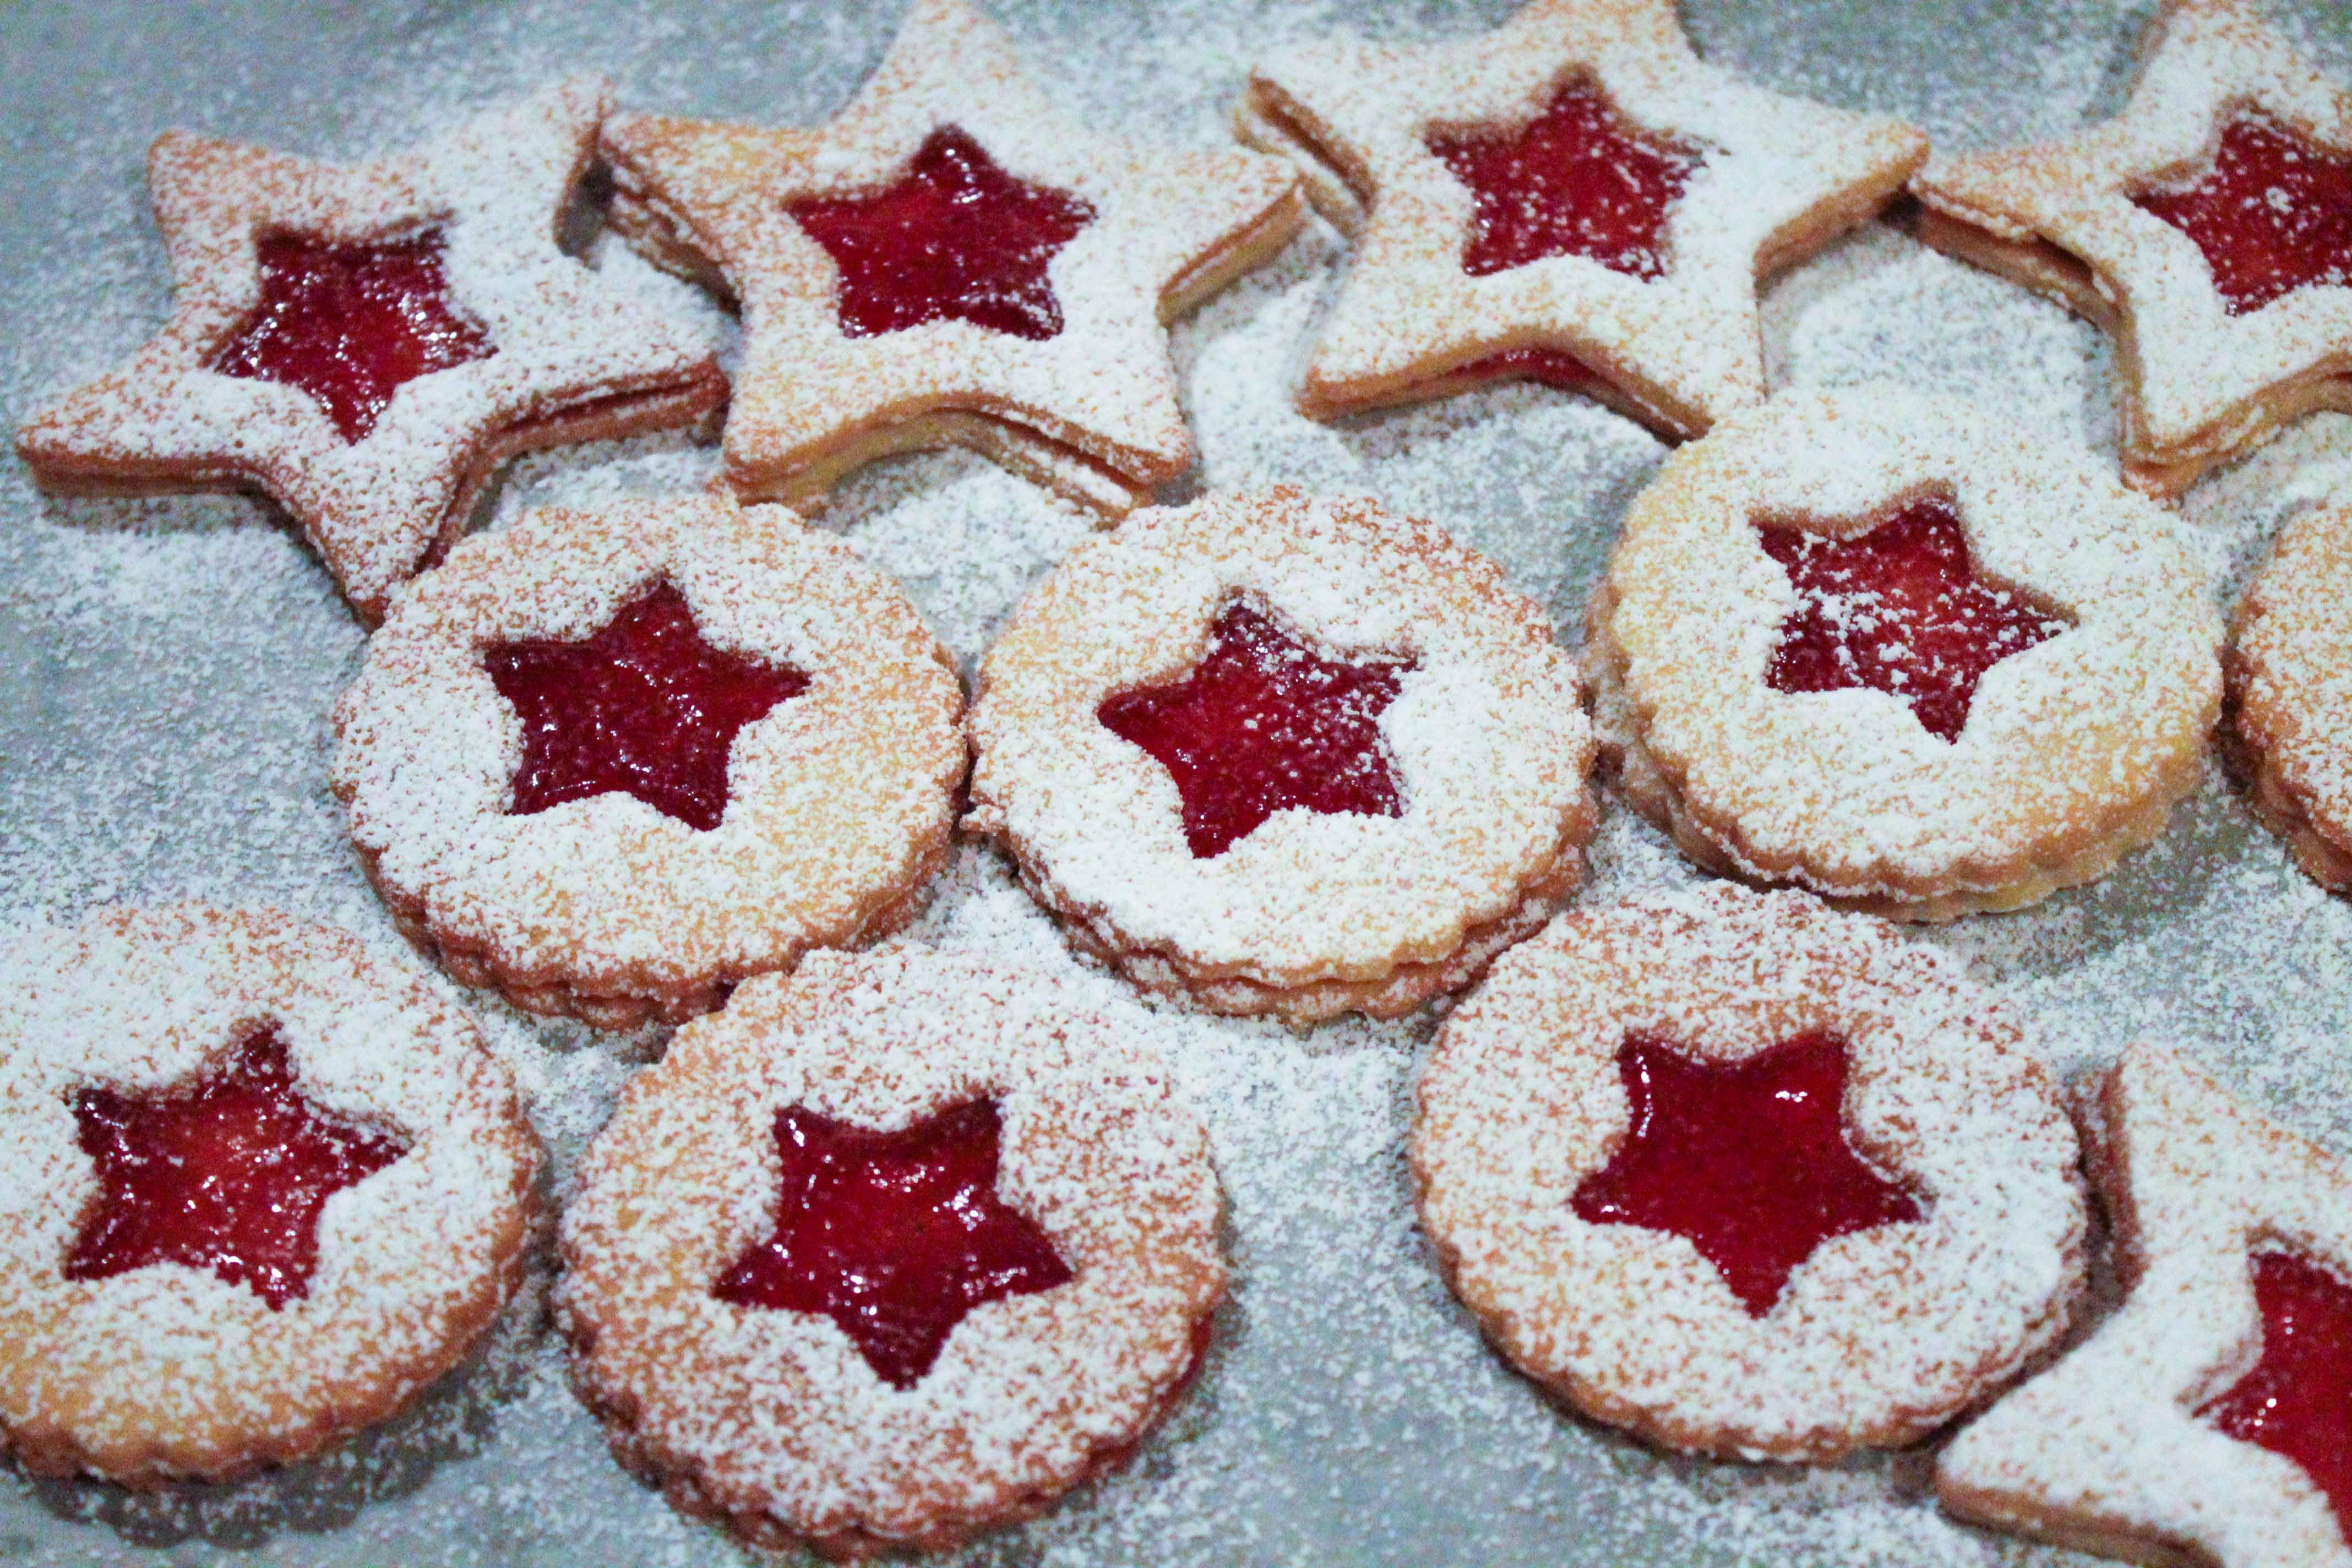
[1912,0,2352,498]
[13,79,727,626]
[1236,0,1927,438]
[598,0,1303,517]
[1938,1041,2352,1568]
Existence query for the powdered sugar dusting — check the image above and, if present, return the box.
[3,0,2351,1565]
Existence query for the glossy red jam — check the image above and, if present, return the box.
[208,230,493,443]
[1097,598,1414,859]
[2133,113,2352,315]
[64,1024,409,1309]
[486,581,809,833]
[1450,346,1604,391]
[786,125,1096,342]
[2198,1250,2352,1536]
[712,1099,1073,1389]
[1570,1031,1922,1317]
[1760,494,2067,744]
[1427,79,1700,280]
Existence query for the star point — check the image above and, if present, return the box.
[1571,1031,1920,1316]
[712,1098,1072,1390]
[11,78,726,624]
[64,1023,410,1310]
[598,0,1301,518]
[484,579,809,833]
[1097,597,1413,859]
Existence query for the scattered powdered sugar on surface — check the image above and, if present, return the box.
[2,2,2351,1566]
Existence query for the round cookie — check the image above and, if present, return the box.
[557,945,1222,1559]
[2226,498,2352,891]
[966,484,1596,1025]
[0,903,541,1485]
[1412,884,2087,1461]
[333,494,966,1030]
[1587,384,2220,919]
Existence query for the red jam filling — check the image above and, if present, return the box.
[485,581,809,834]
[63,1023,409,1309]
[786,125,1096,342]
[2198,1250,2352,1536]
[1570,1031,1922,1317]
[207,230,493,443]
[1426,79,1701,280]
[1449,346,1605,391]
[712,1099,1073,1390]
[2132,113,2352,315]
[1097,597,1414,859]
[1760,494,2067,744]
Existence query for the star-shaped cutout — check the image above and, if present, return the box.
[207,230,494,442]
[2135,111,2352,315]
[484,579,809,834]
[1096,596,1414,859]
[2198,1250,2352,1538]
[13,79,726,625]
[1237,0,1926,438]
[712,1098,1072,1390]
[1571,1031,1922,1317]
[787,124,1096,341]
[1912,0,2352,497]
[64,1023,410,1310]
[1939,1043,2352,1567]
[597,0,1302,518]
[1760,493,2070,744]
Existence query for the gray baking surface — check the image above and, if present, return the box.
[4,0,2351,1564]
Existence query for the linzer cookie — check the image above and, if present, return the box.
[331,495,965,1030]
[557,946,1222,1560]
[2226,498,2352,891]
[1413,885,2086,1461]
[1939,1041,2352,1567]
[1911,0,2352,497]
[1587,385,2219,919]
[12,79,726,625]
[598,0,1301,517]
[0,904,540,1485]
[1236,0,1925,439]
[965,486,1596,1025]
